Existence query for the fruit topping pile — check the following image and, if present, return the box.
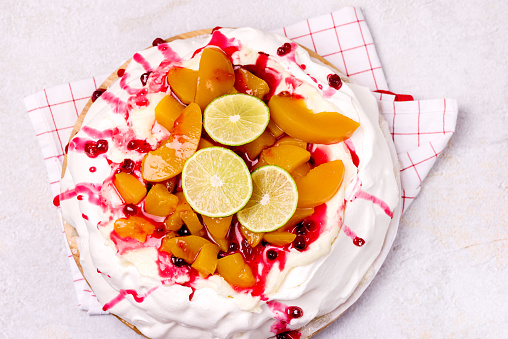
[107,43,359,290]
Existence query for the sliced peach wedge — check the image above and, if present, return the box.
[167,67,198,105]
[295,160,345,208]
[114,216,156,243]
[154,95,185,132]
[234,67,270,99]
[268,93,360,144]
[217,253,256,288]
[258,144,310,173]
[194,47,235,110]
[141,103,202,182]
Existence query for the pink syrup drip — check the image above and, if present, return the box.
[148,60,175,93]
[133,53,154,72]
[89,166,96,173]
[54,183,103,208]
[351,189,393,218]
[192,30,240,58]
[82,126,116,139]
[310,146,330,167]
[97,268,111,278]
[244,52,282,100]
[102,286,158,312]
[158,44,182,62]
[322,87,336,98]
[100,91,129,115]
[119,73,140,95]
[267,300,291,334]
[82,213,88,220]
[284,76,303,92]
[342,225,365,247]
[344,139,360,168]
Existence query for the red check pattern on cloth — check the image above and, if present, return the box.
[23,7,457,315]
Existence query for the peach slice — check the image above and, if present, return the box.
[217,253,256,288]
[268,94,360,144]
[161,235,212,264]
[191,243,220,277]
[295,160,345,208]
[167,67,198,104]
[154,95,185,131]
[242,130,276,160]
[113,172,146,204]
[194,47,235,110]
[164,193,192,231]
[179,209,205,236]
[266,119,285,138]
[259,144,311,173]
[240,225,263,248]
[202,215,232,252]
[144,184,179,217]
[142,103,202,182]
[290,162,311,180]
[279,207,315,231]
[274,135,307,149]
[114,216,156,242]
[263,231,296,246]
[234,68,270,99]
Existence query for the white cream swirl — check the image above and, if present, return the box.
[60,27,400,339]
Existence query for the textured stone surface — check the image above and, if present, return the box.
[0,0,507,338]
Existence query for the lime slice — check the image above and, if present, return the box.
[182,147,253,217]
[237,165,298,233]
[203,93,270,146]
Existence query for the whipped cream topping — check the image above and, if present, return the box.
[60,27,400,339]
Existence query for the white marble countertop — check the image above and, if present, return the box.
[1,0,507,338]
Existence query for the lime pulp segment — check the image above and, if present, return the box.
[182,147,253,217]
[237,165,298,233]
[203,94,270,146]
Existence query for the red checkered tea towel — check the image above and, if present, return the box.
[24,7,457,314]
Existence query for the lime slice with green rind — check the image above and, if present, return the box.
[182,147,253,217]
[237,165,298,233]
[203,93,270,146]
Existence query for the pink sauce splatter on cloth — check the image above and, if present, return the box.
[102,286,158,311]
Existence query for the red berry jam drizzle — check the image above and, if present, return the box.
[243,52,282,101]
[342,225,365,247]
[267,300,304,335]
[191,30,240,59]
[351,188,394,218]
[133,53,154,72]
[102,286,158,312]
[344,139,360,168]
[54,183,104,208]
[89,166,96,173]
[152,37,166,47]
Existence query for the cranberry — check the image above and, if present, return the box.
[117,68,125,77]
[277,42,292,56]
[302,219,315,231]
[152,38,166,46]
[140,71,152,86]
[327,73,343,90]
[177,225,190,236]
[84,142,98,158]
[228,242,238,252]
[293,236,306,251]
[121,159,135,173]
[91,89,105,102]
[353,237,365,247]
[266,249,278,260]
[211,26,223,33]
[295,225,306,235]
[64,143,69,154]
[171,256,185,267]
[155,227,164,233]
[96,139,108,153]
[123,204,137,216]
[286,306,303,319]
[258,51,269,56]
[127,139,152,153]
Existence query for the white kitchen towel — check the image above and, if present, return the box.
[24,6,457,314]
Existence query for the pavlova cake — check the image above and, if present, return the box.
[59,27,401,339]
